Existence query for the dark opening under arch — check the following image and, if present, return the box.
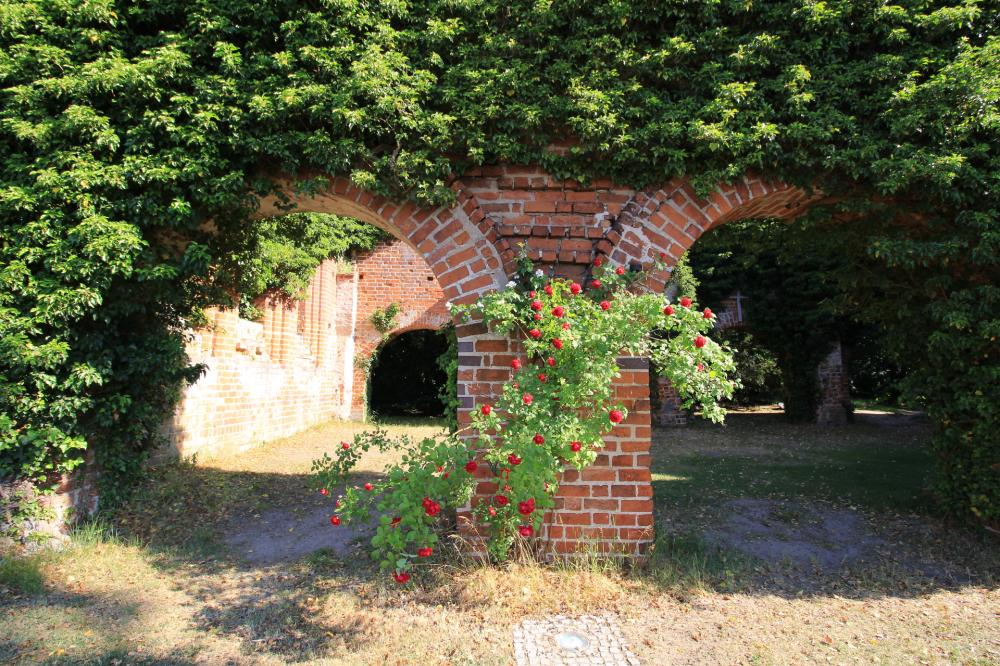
[368,329,449,417]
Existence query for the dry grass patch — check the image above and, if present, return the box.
[3,414,998,665]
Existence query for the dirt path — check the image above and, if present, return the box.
[3,413,997,665]
[208,419,445,564]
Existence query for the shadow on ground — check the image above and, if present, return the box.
[650,409,997,599]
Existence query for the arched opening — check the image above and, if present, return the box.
[368,329,450,418]
[171,207,456,456]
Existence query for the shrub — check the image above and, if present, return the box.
[313,256,736,580]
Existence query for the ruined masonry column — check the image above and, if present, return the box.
[454,323,654,557]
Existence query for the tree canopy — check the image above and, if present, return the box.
[1,0,996,521]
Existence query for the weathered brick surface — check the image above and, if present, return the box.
[180,166,816,553]
[455,346,654,557]
[816,342,851,425]
[350,240,451,418]
[168,240,453,455]
[166,260,349,458]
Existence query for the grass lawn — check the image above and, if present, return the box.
[1,411,997,665]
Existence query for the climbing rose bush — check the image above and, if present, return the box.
[313,257,736,581]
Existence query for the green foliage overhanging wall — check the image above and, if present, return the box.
[0,1,997,522]
[233,213,388,319]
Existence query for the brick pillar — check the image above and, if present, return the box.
[455,325,654,558]
[545,357,654,556]
[816,341,850,425]
[653,375,687,427]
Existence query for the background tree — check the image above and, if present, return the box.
[689,219,849,421]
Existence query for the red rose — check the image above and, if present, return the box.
[615,266,625,275]
[481,404,492,416]
[488,506,497,517]
[364,482,374,491]
[417,547,432,557]
[552,306,565,317]
[518,499,535,516]
[529,291,536,298]
[694,335,707,349]
[703,307,713,319]
[600,300,610,311]
[511,359,522,370]
[533,313,542,321]
[464,460,478,473]
[552,338,563,349]
[523,393,533,405]
[529,328,542,339]
[663,305,674,316]
[422,497,441,516]
[530,300,543,311]
[393,571,410,584]
[495,494,509,506]
[391,516,401,527]
[335,500,341,508]
[341,441,350,450]
[547,357,556,367]
[570,283,582,295]
[562,322,571,329]
[537,373,546,382]
[594,257,603,267]
[609,409,624,423]
[591,279,602,289]
[330,515,341,526]
[544,284,553,296]
[570,441,581,452]
[519,525,534,537]
[533,433,545,445]
[319,488,329,496]
[680,296,692,308]
[697,363,705,372]
[508,453,522,465]
[659,251,667,260]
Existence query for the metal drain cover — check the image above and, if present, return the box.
[555,631,591,652]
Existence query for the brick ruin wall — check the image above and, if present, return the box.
[454,332,655,556]
[31,165,819,554]
[166,240,448,459]
[350,240,451,419]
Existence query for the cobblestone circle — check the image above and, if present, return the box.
[513,614,640,666]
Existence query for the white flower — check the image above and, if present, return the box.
[534,269,544,277]
[506,280,516,288]
[445,301,453,310]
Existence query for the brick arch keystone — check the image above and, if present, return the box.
[257,176,508,307]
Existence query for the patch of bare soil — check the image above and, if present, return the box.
[704,498,885,573]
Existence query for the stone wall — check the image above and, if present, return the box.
[1,455,99,550]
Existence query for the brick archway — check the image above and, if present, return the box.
[446,166,812,289]
[246,167,819,558]
[258,176,508,306]
[615,176,815,291]
[258,170,812,300]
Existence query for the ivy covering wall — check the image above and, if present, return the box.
[0,0,996,522]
